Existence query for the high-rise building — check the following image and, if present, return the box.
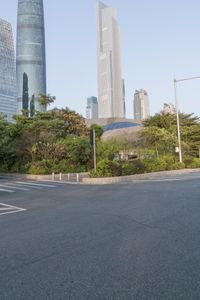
[0,19,17,122]
[16,0,46,115]
[162,103,176,115]
[122,79,126,118]
[97,1,124,119]
[134,89,150,120]
[86,96,98,119]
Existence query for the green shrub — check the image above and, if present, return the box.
[143,157,168,172]
[183,156,193,168]
[143,156,185,172]
[90,159,122,177]
[122,160,145,175]
[28,160,51,175]
[52,159,85,173]
[185,157,200,169]
[169,162,185,170]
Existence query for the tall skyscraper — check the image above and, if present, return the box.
[122,79,126,118]
[0,19,17,122]
[134,89,150,120]
[97,1,124,119]
[86,96,98,119]
[16,0,46,115]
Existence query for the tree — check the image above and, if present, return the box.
[4,108,91,173]
[38,94,56,110]
[140,126,177,156]
[141,112,200,157]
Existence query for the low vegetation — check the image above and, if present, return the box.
[1,109,200,177]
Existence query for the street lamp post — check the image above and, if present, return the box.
[174,79,182,163]
[174,76,200,163]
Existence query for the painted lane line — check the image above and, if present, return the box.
[10,183,42,190]
[0,202,25,209]
[0,207,15,210]
[0,203,27,216]
[0,209,26,216]
[25,180,58,184]
[40,180,70,184]
[0,188,15,193]
[15,181,56,188]
[0,184,29,191]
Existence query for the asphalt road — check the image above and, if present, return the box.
[1,174,200,299]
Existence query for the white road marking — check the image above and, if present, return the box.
[0,203,26,216]
[15,181,56,188]
[0,184,29,191]
[10,182,42,189]
[40,180,77,184]
[0,207,15,211]
[0,188,14,193]
[38,180,68,184]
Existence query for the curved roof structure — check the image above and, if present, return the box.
[103,121,141,132]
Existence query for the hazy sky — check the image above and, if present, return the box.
[2,0,200,118]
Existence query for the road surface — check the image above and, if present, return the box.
[1,173,200,299]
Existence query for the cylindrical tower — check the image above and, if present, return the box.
[16,0,46,114]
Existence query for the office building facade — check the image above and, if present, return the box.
[134,89,150,120]
[86,96,98,119]
[0,19,17,122]
[16,0,46,115]
[97,1,124,118]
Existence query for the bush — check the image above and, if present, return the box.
[90,159,122,177]
[169,162,185,170]
[122,160,145,175]
[143,156,186,172]
[52,159,85,173]
[184,157,200,169]
[183,156,193,168]
[143,157,168,173]
[28,160,50,175]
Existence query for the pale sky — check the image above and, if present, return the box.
[2,0,200,118]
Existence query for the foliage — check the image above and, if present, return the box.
[122,160,145,175]
[0,109,90,174]
[140,126,177,155]
[28,160,51,175]
[96,140,127,161]
[142,112,200,157]
[90,124,104,141]
[2,107,200,176]
[143,157,168,172]
[91,159,122,177]
[38,94,56,110]
[183,157,200,169]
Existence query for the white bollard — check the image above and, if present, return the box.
[76,173,79,182]
[59,173,62,181]
[52,172,55,181]
[68,173,70,181]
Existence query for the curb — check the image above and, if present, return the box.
[82,168,200,185]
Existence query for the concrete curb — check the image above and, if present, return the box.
[82,168,200,185]
[1,169,200,185]
[0,173,89,182]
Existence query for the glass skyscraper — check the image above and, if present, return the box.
[86,96,98,119]
[16,0,46,115]
[0,19,17,122]
[134,89,150,121]
[97,1,124,119]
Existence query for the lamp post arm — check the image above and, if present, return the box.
[175,76,200,83]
